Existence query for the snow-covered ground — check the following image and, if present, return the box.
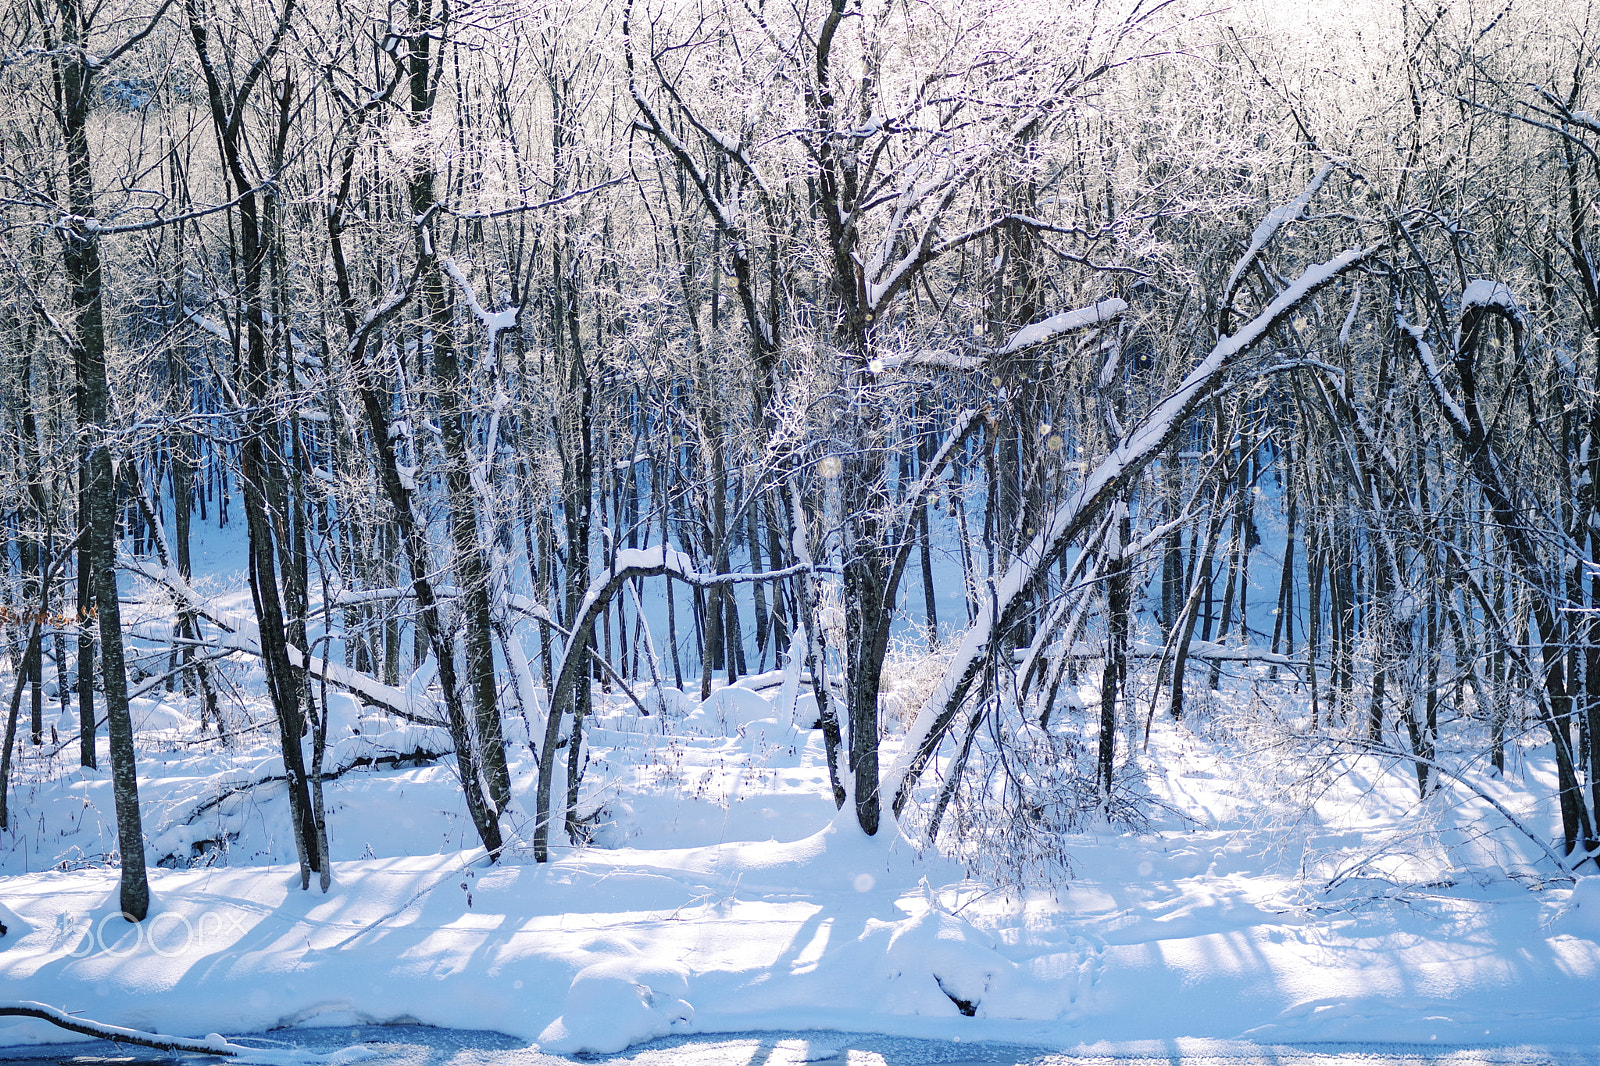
[1,640,1597,1060]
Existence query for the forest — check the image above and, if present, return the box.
[1,0,1598,937]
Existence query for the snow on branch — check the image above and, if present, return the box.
[344,278,415,355]
[992,298,1128,357]
[1460,278,1525,321]
[439,257,518,338]
[1535,86,1600,137]
[867,349,986,373]
[608,546,809,590]
[863,168,970,310]
[62,177,281,236]
[623,11,741,241]
[1397,312,1471,438]
[1456,279,1527,357]
[553,546,809,704]
[1223,162,1334,307]
[438,176,627,220]
[185,306,232,345]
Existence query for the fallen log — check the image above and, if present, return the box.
[0,1000,250,1057]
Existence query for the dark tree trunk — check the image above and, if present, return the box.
[322,10,504,860]
[48,0,150,920]
[187,0,326,887]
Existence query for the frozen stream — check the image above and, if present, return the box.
[0,1028,1595,1066]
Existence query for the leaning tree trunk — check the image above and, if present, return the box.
[187,0,326,888]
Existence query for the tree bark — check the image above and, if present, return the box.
[48,0,152,920]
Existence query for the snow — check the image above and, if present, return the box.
[538,958,694,1054]
[4,268,1598,1059]
[993,299,1128,357]
[1460,280,1525,326]
[1223,164,1334,301]
[1560,876,1600,937]
[3,664,1597,1059]
[1399,314,1471,436]
[439,258,519,339]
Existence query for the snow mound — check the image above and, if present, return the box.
[0,901,24,944]
[1556,875,1600,937]
[537,957,694,1054]
[130,697,190,733]
[854,907,1064,1020]
[690,686,779,731]
[322,692,367,739]
[677,685,805,748]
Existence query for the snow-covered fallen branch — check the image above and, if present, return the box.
[889,237,1382,817]
[151,739,449,867]
[0,1001,252,1057]
[126,559,427,722]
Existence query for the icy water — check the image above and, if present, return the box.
[0,1029,1596,1066]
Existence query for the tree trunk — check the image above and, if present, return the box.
[187,0,326,888]
[50,0,149,920]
